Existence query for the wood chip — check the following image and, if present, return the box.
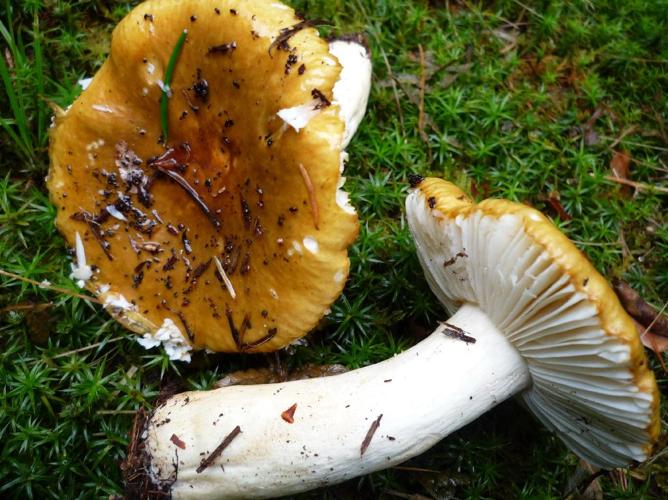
[196,425,241,474]
[440,322,476,344]
[214,256,236,299]
[360,414,383,457]
[613,279,668,337]
[298,163,319,230]
[170,434,186,450]
[281,403,297,423]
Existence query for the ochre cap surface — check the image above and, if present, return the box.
[407,177,660,468]
[48,0,358,353]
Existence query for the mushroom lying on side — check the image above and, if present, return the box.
[47,0,372,358]
[132,177,660,498]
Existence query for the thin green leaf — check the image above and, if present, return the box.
[32,11,46,147]
[160,29,187,142]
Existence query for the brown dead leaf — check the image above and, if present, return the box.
[610,150,632,195]
[470,179,491,200]
[640,328,668,355]
[541,191,572,220]
[25,304,55,345]
[609,469,629,491]
[613,279,668,338]
[564,459,603,500]
[614,278,668,371]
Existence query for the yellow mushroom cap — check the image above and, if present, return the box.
[47,0,359,355]
[406,177,660,468]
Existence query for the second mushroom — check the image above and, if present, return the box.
[133,177,659,498]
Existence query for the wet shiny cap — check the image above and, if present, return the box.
[48,0,359,355]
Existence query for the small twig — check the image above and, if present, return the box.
[213,256,236,299]
[417,44,428,145]
[440,322,476,344]
[0,269,102,303]
[392,465,441,473]
[391,76,445,138]
[51,336,124,359]
[298,164,319,230]
[155,166,222,229]
[0,302,52,313]
[601,55,668,64]
[573,240,621,248]
[600,138,668,152]
[380,47,405,135]
[510,0,544,19]
[268,19,330,56]
[97,410,136,415]
[360,414,383,456]
[196,425,242,473]
[608,125,639,150]
[604,176,668,194]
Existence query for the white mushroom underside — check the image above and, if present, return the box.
[406,192,654,468]
[329,39,372,149]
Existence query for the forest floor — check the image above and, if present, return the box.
[1,0,667,498]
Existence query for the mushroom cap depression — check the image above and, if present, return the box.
[406,177,660,468]
[47,0,359,354]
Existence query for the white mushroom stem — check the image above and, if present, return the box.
[145,304,532,499]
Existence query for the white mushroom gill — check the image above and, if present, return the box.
[329,38,372,149]
[276,99,322,132]
[407,191,655,468]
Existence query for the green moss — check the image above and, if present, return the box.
[1,0,666,497]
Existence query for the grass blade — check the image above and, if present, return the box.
[0,20,32,156]
[32,10,46,147]
[160,29,187,142]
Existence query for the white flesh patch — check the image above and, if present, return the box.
[277,99,321,132]
[77,77,93,90]
[329,39,372,148]
[136,318,193,363]
[103,293,136,312]
[91,104,113,113]
[105,205,128,221]
[303,236,318,254]
[69,231,93,287]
